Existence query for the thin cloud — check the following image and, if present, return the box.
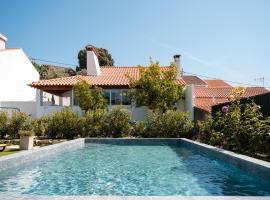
[149,38,215,68]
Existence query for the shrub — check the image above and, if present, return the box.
[18,130,35,137]
[198,92,270,160]
[0,111,8,138]
[196,116,224,146]
[105,106,131,137]
[47,108,81,139]
[7,111,28,139]
[144,110,193,138]
[130,121,145,137]
[83,109,106,137]
[31,116,50,137]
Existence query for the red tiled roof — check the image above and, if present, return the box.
[194,87,269,112]
[29,66,186,88]
[204,79,231,87]
[194,98,228,112]
[182,76,207,86]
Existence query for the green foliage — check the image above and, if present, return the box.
[196,116,224,146]
[77,46,114,71]
[197,87,270,160]
[18,130,35,137]
[129,61,183,112]
[105,106,132,137]
[130,121,145,137]
[32,61,76,80]
[73,80,106,112]
[144,110,193,138]
[82,109,106,137]
[0,112,8,138]
[31,116,50,137]
[7,111,28,139]
[47,108,81,139]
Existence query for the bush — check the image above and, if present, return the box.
[47,108,81,139]
[144,110,193,138]
[130,121,145,137]
[31,116,50,137]
[7,111,28,139]
[198,96,270,160]
[0,111,8,138]
[196,116,224,146]
[83,109,106,137]
[105,106,131,137]
[18,130,35,137]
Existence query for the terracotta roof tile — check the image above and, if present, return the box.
[182,76,207,85]
[194,98,228,112]
[194,87,269,112]
[29,66,186,88]
[204,79,231,87]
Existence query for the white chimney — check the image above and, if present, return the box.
[173,54,182,79]
[0,33,7,50]
[86,45,101,76]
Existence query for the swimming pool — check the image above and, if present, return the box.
[0,139,270,196]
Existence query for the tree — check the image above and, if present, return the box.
[32,61,76,80]
[77,45,114,71]
[129,61,184,112]
[0,111,8,138]
[73,80,106,112]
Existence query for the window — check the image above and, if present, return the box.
[103,90,110,105]
[122,90,131,105]
[73,89,131,107]
[73,95,79,106]
[111,90,121,105]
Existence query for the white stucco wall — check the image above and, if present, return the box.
[184,84,195,120]
[35,88,189,121]
[0,38,6,50]
[0,48,39,101]
[0,101,36,116]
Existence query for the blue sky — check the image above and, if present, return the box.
[1,0,270,87]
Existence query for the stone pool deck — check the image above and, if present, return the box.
[0,138,270,199]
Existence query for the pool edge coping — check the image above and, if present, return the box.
[0,138,85,170]
[180,138,270,180]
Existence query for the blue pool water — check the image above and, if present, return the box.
[0,143,270,196]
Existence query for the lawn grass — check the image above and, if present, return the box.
[0,149,20,157]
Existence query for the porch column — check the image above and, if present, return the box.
[59,95,63,106]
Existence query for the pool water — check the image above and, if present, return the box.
[0,143,270,196]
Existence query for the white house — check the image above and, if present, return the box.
[29,45,194,120]
[0,33,39,116]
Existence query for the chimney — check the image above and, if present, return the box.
[0,33,7,50]
[85,45,101,76]
[173,54,182,79]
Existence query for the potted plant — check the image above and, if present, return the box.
[19,130,35,150]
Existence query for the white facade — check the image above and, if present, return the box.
[0,39,39,116]
[35,89,149,121]
[35,87,193,121]
[0,34,7,50]
[184,84,195,120]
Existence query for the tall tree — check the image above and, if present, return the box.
[77,45,114,71]
[129,61,184,112]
